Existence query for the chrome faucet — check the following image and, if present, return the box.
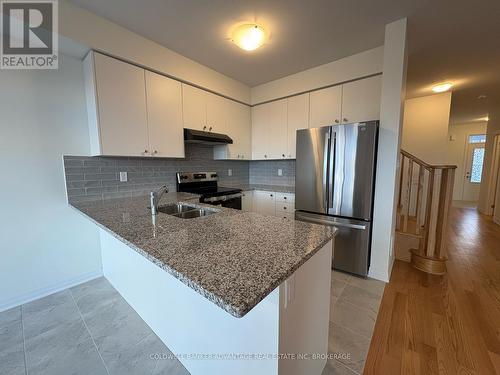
[150,185,168,215]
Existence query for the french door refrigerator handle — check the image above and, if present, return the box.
[323,129,331,211]
[328,128,336,211]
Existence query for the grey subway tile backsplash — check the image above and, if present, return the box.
[64,144,296,202]
[249,160,295,187]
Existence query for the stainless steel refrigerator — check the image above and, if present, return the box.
[295,121,378,277]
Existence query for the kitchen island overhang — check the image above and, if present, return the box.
[70,193,336,374]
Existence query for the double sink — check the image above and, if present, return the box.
[155,203,218,219]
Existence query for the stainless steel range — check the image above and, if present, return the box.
[176,172,243,210]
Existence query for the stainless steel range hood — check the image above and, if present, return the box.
[183,128,233,145]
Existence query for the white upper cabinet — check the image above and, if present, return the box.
[309,85,342,128]
[251,99,287,160]
[145,71,185,158]
[85,52,149,156]
[251,105,269,160]
[182,85,229,134]
[83,52,186,157]
[214,100,251,160]
[181,84,207,131]
[206,92,227,134]
[286,93,309,158]
[341,75,382,124]
[267,99,288,159]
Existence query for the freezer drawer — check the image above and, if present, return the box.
[295,211,371,277]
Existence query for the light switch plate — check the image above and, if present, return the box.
[278,169,283,176]
[119,171,128,182]
[228,169,233,177]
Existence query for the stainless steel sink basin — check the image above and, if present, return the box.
[156,203,196,215]
[154,203,218,219]
[174,208,217,219]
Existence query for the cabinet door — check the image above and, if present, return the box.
[182,84,206,130]
[228,101,251,159]
[145,71,185,158]
[309,85,342,128]
[267,99,288,159]
[206,92,227,134]
[251,105,269,160]
[241,191,253,212]
[287,94,309,159]
[341,75,382,123]
[93,53,149,156]
[253,190,276,215]
[235,103,252,159]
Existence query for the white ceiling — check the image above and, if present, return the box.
[69,0,500,124]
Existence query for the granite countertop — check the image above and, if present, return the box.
[226,184,295,194]
[70,192,334,318]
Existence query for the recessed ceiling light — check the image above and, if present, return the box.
[432,83,453,93]
[231,23,267,51]
[477,94,487,100]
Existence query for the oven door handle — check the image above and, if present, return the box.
[204,193,242,203]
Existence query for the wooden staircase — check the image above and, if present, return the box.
[395,150,457,274]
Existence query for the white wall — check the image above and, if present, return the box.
[369,19,408,282]
[401,93,452,164]
[478,104,500,214]
[0,55,102,311]
[59,0,251,104]
[250,47,384,104]
[447,122,488,200]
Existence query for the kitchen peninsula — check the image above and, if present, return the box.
[70,192,335,375]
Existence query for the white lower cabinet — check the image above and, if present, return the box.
[251,190,295,218]
[241,191,253,212]
[253,190,277,216]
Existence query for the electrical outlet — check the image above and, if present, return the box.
[228,169,233,177]
[119,171,128,182]
[278,169,283,176]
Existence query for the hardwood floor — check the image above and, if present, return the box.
[364,207,500,374]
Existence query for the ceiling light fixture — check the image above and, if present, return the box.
[231,23,267,51]
[432,82,453,93]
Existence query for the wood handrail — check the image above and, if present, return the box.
[400,150,457,170]
[397,149,457,275]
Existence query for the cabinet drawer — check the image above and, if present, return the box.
[276,202,295,213]
[254,190,276,200]
[275,193,295,203]
[278,212,295,220]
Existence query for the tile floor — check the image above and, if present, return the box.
[0,271,384,375]
[321,271,385,375]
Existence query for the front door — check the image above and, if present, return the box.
[462,137,486,201]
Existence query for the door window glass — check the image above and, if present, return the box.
[470,147,485,183]
[468,134,486,143]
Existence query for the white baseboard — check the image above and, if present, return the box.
[0,269,103,313]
